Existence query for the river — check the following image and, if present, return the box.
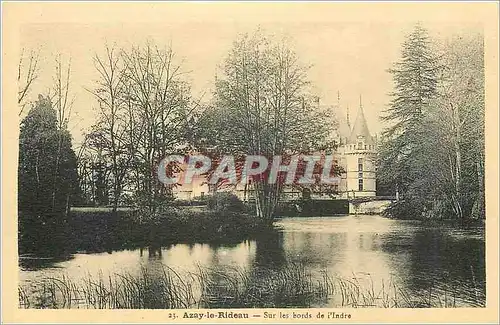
[19,215,485,308]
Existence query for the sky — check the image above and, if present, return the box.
[18,3,483,148]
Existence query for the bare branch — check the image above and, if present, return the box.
[18,48,40,116]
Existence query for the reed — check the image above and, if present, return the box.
[19,263,485,309]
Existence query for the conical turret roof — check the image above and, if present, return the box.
[337,109,351,143]
[333,92,351,145]
[348,101,374,145]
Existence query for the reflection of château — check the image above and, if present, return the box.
[173,95,378,202]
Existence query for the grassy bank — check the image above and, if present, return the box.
[382,200,486,224]
[19,263,485,309]
[18,192,270,256]
[67,207,267,254]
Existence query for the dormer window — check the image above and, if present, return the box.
[357,142,363,150]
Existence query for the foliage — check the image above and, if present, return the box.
[193,30,339,222]
[379,25,484,220]
[379,24,440,201]
[206,192,245,212]
[18,95,79,253]
[67,207,264,252]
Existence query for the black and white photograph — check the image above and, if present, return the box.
[2,2,499,324]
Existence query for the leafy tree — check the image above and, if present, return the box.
[18,95,79,253]
[379,24,440,218]
[432,33,485,219]
[380,25,485,221]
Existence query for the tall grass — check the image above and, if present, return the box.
[19,263,485,309]
[19,268,197,309]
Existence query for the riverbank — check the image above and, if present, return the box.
[20,197,354,256]
[19,215,486,309]
[18,262,485,309]
[18,205,269,256]
[68,207,268,253]
[382,208,485,228]
[20,204,485,257]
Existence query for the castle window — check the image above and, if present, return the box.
[358,172,363,178]
[364,145,367,150]
[358,164,363,171]
[357,142,363,150]
[358,158,363,164]
[359,179,363,191]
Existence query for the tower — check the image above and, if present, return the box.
[340,96,377,198]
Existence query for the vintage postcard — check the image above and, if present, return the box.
[2,1,499,324]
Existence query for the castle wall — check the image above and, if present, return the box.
[173,176,209,200]
[349,199,392,214]
[171,103,379,201]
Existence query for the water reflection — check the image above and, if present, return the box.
[19,215,485,307]
[19,254,75,271]
[253,229,286,269]
[392,228,486,305]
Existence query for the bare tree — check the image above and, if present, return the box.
[51,54,75,129]
[18,48,40,116]
[205,31,336,223]
[50,54,75,214]
[86,42,194,217]
[88,45,132,213]
[120,42,193,215]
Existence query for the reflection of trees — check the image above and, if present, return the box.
[138,247,199,308]
[198,244,236,308]
[19,255,74,271]
[195,229,288,308]
[282,231,347,270]
[381,227,485,305]
[413,230,484,285]
[253,228,286,269]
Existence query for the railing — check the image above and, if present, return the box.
[349,196,396,204]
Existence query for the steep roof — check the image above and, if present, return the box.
[336,108,352,142]
[348,103,374,145]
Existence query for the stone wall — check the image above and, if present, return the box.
[349,199,392,215]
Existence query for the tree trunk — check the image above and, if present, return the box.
[452,102,463,219]
[253,181,277,226]
[51,133,62,212]
[475,152,485,219]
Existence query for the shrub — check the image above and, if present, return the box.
[207,192,245,212]
[382,200,422,220]
[172,195,209,207]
